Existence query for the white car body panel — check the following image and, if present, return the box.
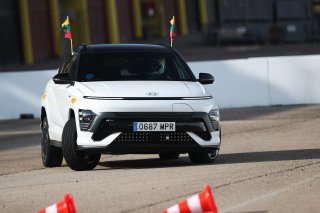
[42,80,220,148]
[76,81,207,97]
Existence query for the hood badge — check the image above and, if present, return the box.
[146,92,159,96]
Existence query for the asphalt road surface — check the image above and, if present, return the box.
[0,105,319,213]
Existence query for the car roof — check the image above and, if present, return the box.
[80,44,172,53]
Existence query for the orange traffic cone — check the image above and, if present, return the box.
[161,185,218,213]
[36,194,76,213]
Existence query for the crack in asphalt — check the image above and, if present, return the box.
[122,160,320,212]
[0,166,48,177]
[0,177,79,190]
[220,174,320,213]
[214,161,320,189]
[2,160,318,191]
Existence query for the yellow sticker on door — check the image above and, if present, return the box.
[42,93,47,100]
[71,97,77,104]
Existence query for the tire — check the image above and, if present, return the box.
[41,116,63,167]
[188,149,219,164]
[159,153,180,160]
[62,118,101,171]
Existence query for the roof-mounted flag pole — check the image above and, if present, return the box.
[61,16,73,55]
[170,16,176,47]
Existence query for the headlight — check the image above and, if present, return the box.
[209,106,220,122]
[79,109,96,131]
[209,105,220,131]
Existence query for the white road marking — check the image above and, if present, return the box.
[220,174,320,213]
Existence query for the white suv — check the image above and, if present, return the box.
[40,44,221,171]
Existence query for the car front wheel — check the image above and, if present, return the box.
[62,118,101,171]
[41,116,63,167]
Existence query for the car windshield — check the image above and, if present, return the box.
[77,52,195,82]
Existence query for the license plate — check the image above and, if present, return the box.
[133,122,175,132]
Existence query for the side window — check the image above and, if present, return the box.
[69,54,78,79]
[57,54,78,80]
[58,61,67,74]
[58,57,71,74]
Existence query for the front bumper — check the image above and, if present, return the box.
[76,112,221,154]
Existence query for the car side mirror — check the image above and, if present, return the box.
[53,73,74,85]
[198,73,214,84]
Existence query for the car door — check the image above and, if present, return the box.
[49,54,78,139]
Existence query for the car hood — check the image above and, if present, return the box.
[75,81,208,98]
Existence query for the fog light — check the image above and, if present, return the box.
[79,109,96,131]
[209,106,220,131]
[209,108,219,121]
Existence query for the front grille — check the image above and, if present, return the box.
[160,132,193,143]
[114,132,194,144]
[115,132,149,143]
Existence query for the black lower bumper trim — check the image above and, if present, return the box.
[79,144,219,154]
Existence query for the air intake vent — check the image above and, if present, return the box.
[114,132,194,144]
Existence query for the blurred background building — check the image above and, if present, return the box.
[1,0,320,67]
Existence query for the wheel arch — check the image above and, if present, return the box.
[69,108,75,120]
[41,107,46,122]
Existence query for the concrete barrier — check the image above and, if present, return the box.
[0,70,56,120]
[189,55,320,108]
[189,58,270,108]
[0,54,320,119]
[268,55,320,105]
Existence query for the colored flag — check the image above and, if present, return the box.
[61,16,72,39]
[170,16,176,39]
